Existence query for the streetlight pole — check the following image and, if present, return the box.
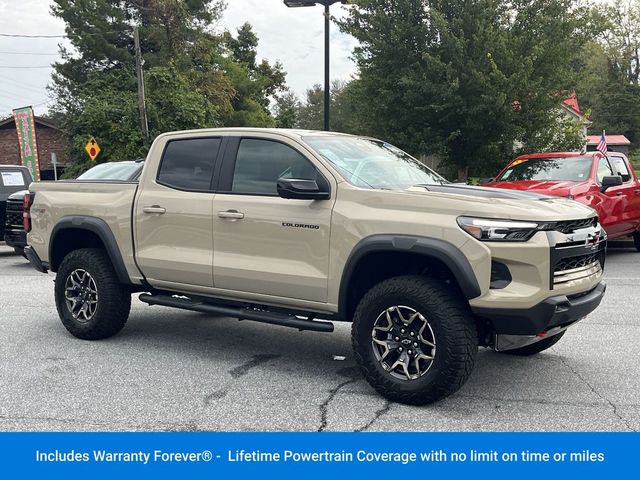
[323,2,330,132]
[284,0,347,131]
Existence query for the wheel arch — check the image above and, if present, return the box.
[49,216,131,285]
[338,235,482,321]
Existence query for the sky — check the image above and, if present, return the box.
[0,0,358,118]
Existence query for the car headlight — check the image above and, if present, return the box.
[457,216,543,242]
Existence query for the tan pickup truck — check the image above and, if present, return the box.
[24,128,606,404]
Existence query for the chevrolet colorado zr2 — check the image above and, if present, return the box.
[23,129,607,404]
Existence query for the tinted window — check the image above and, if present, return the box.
[158,138,221,191]
[609,156,631,182]
[596,157,614,183]
[232,139,317,195]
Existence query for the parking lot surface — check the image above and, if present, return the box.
[0,244,638,432]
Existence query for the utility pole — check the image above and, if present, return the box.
[134,26,150,145]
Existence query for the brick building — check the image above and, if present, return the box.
[0,115,68,180]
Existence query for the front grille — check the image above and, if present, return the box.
[555,253,599,272]
[554,217,598,234]
[553,252,602,287]
[5,199,23,229]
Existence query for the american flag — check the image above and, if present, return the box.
[596,131,608,155]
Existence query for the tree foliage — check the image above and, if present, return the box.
[338,0,599,178]
[50,0,287,175]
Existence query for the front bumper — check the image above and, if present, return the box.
[472,281,606,336]
[4,229,26,249]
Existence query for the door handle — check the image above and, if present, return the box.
[634,189,640,194]
[616,192,624,196]
[218,210,245,220]
[143,206,166,214]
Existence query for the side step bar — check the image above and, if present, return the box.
[139,293,334,333]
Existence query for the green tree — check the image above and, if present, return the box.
[274,91,300,128]
[49,1,286,175]
[339,0,598,179]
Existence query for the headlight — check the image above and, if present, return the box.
[457,216,543,242]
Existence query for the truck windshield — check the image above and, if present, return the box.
[497,156,592,182]
[303,136,446,189]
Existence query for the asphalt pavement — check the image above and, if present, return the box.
[0,243,638,432]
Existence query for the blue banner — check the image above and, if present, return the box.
[0,432,635,478]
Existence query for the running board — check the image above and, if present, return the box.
[139,293,334,333]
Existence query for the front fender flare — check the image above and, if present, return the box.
[338,235,482,318]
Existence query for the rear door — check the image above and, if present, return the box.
[134,136,222,288]
[211,134,335,303]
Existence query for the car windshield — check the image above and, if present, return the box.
[497,156,592,182]
[77,162,141,181]
[303,136,446,190]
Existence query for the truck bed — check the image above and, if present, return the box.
[28,181,143,283]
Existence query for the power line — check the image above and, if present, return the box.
[0,31,131,39]
[0,51,59,56]
[0,65,52,69]
[0,33,65,38]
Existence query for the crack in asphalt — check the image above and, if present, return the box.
[556,356,637,432]
[229,354,281,379]
[356,401,393,432]
[202,354,281,407]
[455,393,608,408]
[318,366,361,432]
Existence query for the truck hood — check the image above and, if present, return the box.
[484,180,581,197]
[404,184,596,220]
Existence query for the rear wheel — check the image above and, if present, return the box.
[497,330,566,356]
[352,276,478,405]
[633,232,640,252]
[55,248,131,340]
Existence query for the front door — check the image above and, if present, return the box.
[212,136,335,303]
[135,136,222,287]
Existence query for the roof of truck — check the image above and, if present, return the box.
[158,127,356,139]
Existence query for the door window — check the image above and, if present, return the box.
[609,156,631,182]
[231,139,317,195]
[157,138,221,191]
[596,157,614,183]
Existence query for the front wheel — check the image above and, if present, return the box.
[352,276,478,405]
[55,248,131,340]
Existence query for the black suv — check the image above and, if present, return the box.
[1,166,33,254]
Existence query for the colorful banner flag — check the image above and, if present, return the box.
[12,106,40,181]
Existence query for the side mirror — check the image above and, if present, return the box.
[277,178,330,200]
[601,175,623,193]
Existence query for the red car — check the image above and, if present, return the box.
[483,151,640,250]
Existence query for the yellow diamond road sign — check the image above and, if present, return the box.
[85,137,101,162]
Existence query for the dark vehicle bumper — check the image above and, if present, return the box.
[4,229,27,249]
[472,282,606,336]
[24,246,48,273]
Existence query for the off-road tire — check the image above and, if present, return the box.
[55,248,131,340]
[633,232,640,252]
[352,275,478,405]
[498,330,566,356]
